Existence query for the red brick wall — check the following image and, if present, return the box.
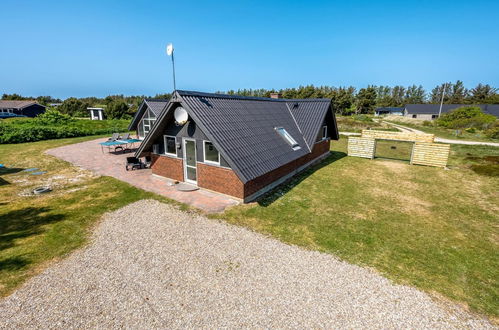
[243,139,330,198]
[150,139,330,201]
[197,163,244,199]
[151,154,184,182]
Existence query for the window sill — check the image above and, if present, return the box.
[159,153,179,159]
[197,161,230,170]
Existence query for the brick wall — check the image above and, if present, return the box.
[197,163,244,199]
[244,139,330,198]
[151,154,184,182]
[150,139,330,201]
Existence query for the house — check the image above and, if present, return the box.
[87,107,105,120]
[0,100,46,117]
[135,90,339,202]
[403,104,499,120]
[374,107,404,116]
[128,99,169,139]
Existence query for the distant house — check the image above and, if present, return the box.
[403,104,499,120]
[374,107,404,116]
[0,100,46,117]
[128,99,169,139]
[135,90,339,202]
[87,107,105,120]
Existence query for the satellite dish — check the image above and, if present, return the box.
[166,43,174,56]
[174,107,188,125]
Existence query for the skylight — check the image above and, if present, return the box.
[275,127,300,150]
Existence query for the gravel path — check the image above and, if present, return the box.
[0,200,494,328]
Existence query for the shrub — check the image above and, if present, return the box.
[36,109,74,125]
[351,114,373,122]
[435,106,496,129]
[422,120,433,126]
[484,122,499,139]
[0,118,130,144]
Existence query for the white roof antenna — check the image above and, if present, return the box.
[166,43,176,91]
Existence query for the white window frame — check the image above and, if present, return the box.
[163,135,177,157]
[322,125,327,140]
[203,140,220,165]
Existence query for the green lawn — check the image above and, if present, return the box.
[218,138,499,319]
[0,136,180,295]
[387,120,499,143]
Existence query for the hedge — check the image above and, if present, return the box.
[0,118,130,144]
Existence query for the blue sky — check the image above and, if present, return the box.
[1,0,499,99]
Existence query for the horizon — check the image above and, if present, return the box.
[2,0,499,99]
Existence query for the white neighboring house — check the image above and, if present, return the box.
[88,107,105,120]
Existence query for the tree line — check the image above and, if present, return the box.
[219,81,498,114]
[1,93,171,119]
[2,81,498,117]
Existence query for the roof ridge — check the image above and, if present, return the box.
[176,90,330,102]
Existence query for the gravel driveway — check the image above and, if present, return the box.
[0,200,493,328]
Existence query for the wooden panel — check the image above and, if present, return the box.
[362,130,434,143]
[411,142,450,168]
[348,137,376,159]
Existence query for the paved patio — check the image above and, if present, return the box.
[46,138,239,212]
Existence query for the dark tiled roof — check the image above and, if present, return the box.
[287,100,333,149]
[136,90,336,183]
[375,107,404,113]
[145,99,169,116]
[483,104,499,117]
[128,99,168,130]
[0,100,42,109]
[405,104,499,117]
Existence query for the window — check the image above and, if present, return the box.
[164,136,177,156]
[316,125,328,142]
[431,114,438,119]
[204,141,220,164]
[138,109,157,139]
[275,127,300,150]
[412,114,417,118]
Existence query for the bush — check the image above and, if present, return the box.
[0,118,130,144]
[351,114,373,122]
[36,109,73,125]
[435,106,496,129]
[422,120,433,127]
[484,122,499,139]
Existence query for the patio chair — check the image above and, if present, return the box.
[120,133,130,140]
[125,157,142,171]
[143,156,152,168]
[108,133,119,141]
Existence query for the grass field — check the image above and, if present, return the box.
[336,115,398,133]
[0,136,180,296]
[386,119,499,143]
[1,135,498,321]
[218,138,499,319]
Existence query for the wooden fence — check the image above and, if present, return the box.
[347,137,376,159]
[361,130,435,143]
[411,142,450,168]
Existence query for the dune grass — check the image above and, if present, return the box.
[218,138,499,319]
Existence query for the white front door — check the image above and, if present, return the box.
[183,139,197,184]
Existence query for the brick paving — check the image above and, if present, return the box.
[46,138,239,213]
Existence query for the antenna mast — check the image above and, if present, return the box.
[166,43,176,91]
